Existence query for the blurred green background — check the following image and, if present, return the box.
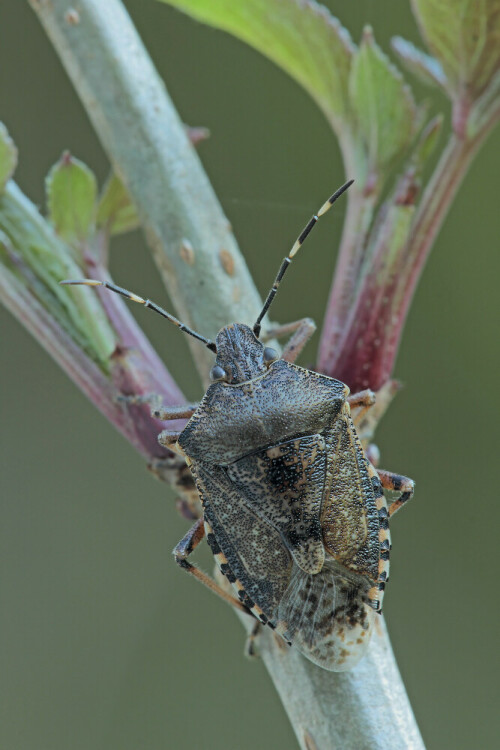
[1,1,499,748]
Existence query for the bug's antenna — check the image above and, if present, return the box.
[253,179,354,337]
[60,279,217,352]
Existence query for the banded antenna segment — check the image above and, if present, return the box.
[253,179,353,337]
[60,279,217,352]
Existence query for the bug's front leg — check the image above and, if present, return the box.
[377,469,415,517]
[119,393,198,421]
[152,402,198,421]
[174,519,254,615]
[158,428,185,456]
[156,406,199,455]
[348,389,376,408]
[262,318,316,362]
[348,388,376,423]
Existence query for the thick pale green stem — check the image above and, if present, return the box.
[238,613,424,750]
[29,0,263,378]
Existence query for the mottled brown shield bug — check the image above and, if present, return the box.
[62,180,414,671]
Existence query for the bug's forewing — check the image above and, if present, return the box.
[190,461,294,620]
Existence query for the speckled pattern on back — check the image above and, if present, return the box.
[180,350,395,671]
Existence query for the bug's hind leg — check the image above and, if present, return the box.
[378,469,415,517]
[174,519,253,615]
[261,318,316,363]
[244,620,262,659]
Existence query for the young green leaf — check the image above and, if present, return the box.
[349,28,417,178]
[1,181,115,366]
[46,151,97,247]
[412,0,500,102]
[411,114,444,174]
[0,123,18,192]
[158,0,355,131]
[96,172,140,236]
[391,36,447,90]
[467,69,500,136]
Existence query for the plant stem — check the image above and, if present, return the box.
[365,130,483,390]
[0,261,131,444]
[238,613,424,750]
[319,183,376,371]
[29,0,263,380]
[320,123,493,391]
[399,134,480,317]
[27,0,425,746]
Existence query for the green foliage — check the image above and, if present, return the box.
[412,0,500,101]
[467,69,500,136]
[410,115,444,174]
[349,28,417,179]
[96,172,140,236]
[0,122,18,192]
[391,36,446,90]
[159,0,354,131]
[0,132,116,367]
[159,1,422,196]
[46,151,97,248]
[157,0,500,387]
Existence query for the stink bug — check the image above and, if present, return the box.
[61,180,414,671]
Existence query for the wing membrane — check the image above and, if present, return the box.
[277,559,375,671]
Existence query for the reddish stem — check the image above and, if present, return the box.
[0,265,145,452]
[319,184,376,368]
[319,129,485,391]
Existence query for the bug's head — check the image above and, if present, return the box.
[209,323,278,385]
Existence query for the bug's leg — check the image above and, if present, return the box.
[158,429,182,446]
[378,469,415,517]
[152,403,198,421]
[348,389,376,425]
[157,430,186,458]
[262,318,316,363]
[365,463,390,613]
[347,388,377,434]
[174,519,254,615]
[348,389,376,408]
[118,393,198,421]
[244,620,262,659]
[365,443,381,468]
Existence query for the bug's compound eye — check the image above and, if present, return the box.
[210,364,227,382]
[263,347,279,366]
